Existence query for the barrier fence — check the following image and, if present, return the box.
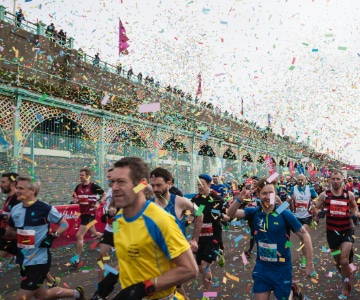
[0,130,314,206]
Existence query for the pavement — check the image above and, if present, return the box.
[1,220,360,300]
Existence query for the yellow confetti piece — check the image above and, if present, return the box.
[297,244,305,251]
[279,258,285,262]
[225,272,240,282]
[20,155,37,166]
[97,260,105,270]
[38,142,43,147]
[85,219,98,229]
[133,182,147,193]
[277,251,281,256]
[222,277,227,284]
[15,129,22,141]
[103,256,110,261]
[311,278,318,284]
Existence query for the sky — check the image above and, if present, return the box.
[3,0,360,165]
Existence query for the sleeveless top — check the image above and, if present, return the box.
[151,194,186,237]
[75,182,98,215]
[324,189,351,231]
[293,186,312,219]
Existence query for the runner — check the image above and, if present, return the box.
[288,174,318,268]
[0,172,61,288]
[97,168,117,282]
[0,172,20,259]
[150,167,204,300]
[110,157,198,300]
[0,176,86,299]
[192,174,228,299]
[227,178,314,300]
[90,184,156,300]
[70,168,107,268]
[314,169,358,297]
[210,175,226,197]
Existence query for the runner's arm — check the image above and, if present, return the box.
[177,196,203,245]
[54,217,69,236]
[314,192,326,215]
[0,225,16,239]
[227,188,250,218]
[295,226,314,276]
[151,248,198,292]
[348,192,359,217]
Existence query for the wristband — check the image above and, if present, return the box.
[54,231,60,237]
[236,198,243,204]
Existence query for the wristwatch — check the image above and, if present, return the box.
[144,280,155,296]
[54,231,60,237]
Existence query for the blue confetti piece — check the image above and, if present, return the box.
[211,209,220,214]
[220,20,228,25]
[312,49,318,52]
[230,220,241,226]
[201,132,210,141]
[104,264,119,275]
[234,235,244,243]
[39,4,42,9]
[321,246,328,252]
[70,254,79,263]
[31,212,35,216]
[275,202,289,215]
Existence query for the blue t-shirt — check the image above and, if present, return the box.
[8,200,62,266]
[211,184,226,197]
[244,206,302,272]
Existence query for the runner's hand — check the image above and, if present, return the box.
[0,214,8,221]
[317,209,327,218]
[108,206,117,216]
[305,264,315,277]
[115,282,146,299]
[189,239,198,253]
[94,202,100,210]
[40,233,56,248]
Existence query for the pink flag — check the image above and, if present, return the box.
[196,73,202,95]
[265,154,275,175]
[119,19,129,55]
[289,161,295,177]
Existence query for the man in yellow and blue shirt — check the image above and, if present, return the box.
[110,157,198,300]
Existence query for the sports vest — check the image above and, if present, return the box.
[75,182,98,215]
[151,194,186,237]
[293,186,312,219]
[324,189,351,231]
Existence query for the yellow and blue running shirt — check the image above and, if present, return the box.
[113,200,190,299]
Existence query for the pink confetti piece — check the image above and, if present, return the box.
[138,102,160,113]
[241,252,248,265]
[203,292,218,297]
[266,172,279,183]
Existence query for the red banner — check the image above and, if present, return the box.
[51,204,106,237]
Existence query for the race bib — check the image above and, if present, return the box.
[200,223,213,237]
[295,201,308,210]
[329,200,347,215]
[17,229,36,249]
[78,195,89,205]
[259,241,277,262]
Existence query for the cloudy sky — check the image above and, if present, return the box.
[4,0,360,164]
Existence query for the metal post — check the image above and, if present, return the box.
[69,37,74,49]
[30,131,35,175]
[0,5,5,21]
[98,118,106,187]
[37,21,46,35]
[11,93,22,173]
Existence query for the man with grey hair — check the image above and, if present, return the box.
[288,174,318,268]
[0,176,87,299]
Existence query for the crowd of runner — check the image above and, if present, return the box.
[0,158,359,300]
